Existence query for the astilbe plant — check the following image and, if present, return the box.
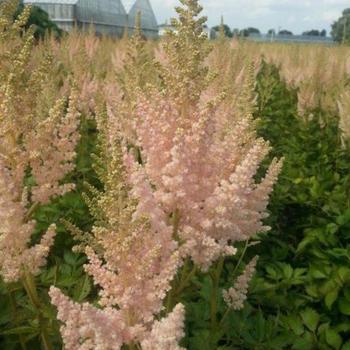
[0,0,80,282]
[50,0,282,348]
[129,0,283,270]
[50,106,184,349]
[0,2,80,347]
[107,11,160,142]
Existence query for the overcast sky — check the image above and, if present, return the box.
[136,0,349,35]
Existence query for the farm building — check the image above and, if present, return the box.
[22,0,158,37]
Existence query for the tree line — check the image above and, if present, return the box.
[212,8,350,43]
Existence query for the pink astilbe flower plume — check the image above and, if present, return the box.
[51,106,183,349]
[0,88,80,282]
[125,0,283,270]
[223,256,258,310]
[51,1,282,348]
[0,10,81,281]
[50,286,186,350]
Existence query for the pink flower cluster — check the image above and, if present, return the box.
[131,92,282,270]
[50,286,185,350]
[50,2,282,348]
[0,90,80,282]
[50,138,184,349]
[223,256,258,310]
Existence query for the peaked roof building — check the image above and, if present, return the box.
[23,0,158,37]
[128,0,158,38]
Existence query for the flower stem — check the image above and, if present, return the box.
[22,270,53,350]
[8,287,27,350]
[232,240,249,277]
[24,202,39,222]
[218,240,250,328]
[174,265,197,297]
[210,256,224,331]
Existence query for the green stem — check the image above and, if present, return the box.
[24,202,39,222]
[232,240,249,277]
[172,208,181,241]
[166,263,197,313]
[219,307,231,328]
[8,287,27,350]
[210,257,225,331]
[165,287,174,313]
[174,265,197,297]
[22,270,53,350]
[218,240,251,328]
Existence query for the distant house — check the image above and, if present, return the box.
[22,0,159,38]
[247,33,335,45]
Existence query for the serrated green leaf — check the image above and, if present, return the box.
[73,275,91,302]
[300,308,320,332]
[339,298,350,315]
[325,288,339,309]
[326,329,342,350]
[284,315,304,336]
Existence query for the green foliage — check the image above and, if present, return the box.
[331,8,350,44]
[250,60,350,348]
[212,24,232,38]
[16,4,62,39]
[279,30,293,35]
[302,29,327,37]
[240,27,261,37]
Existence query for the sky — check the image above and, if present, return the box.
[130,0,349,35]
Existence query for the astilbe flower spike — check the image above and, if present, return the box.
[126,0,283,270]
[51,1,282,348]
[223,256,258,310]
[0,88,80,282]
[50,106,184,349]
[0,4,81,282]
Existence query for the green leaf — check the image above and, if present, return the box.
[326,223,339,235]
[284,315,304,336]
[339,297,350,315]
[296,236,316,254]
[337,267,350,283]
[283,264,293,279]
[73,275,91,302]
[325,288,339,309]
[344,288,350,301]
[64,251,79,265]
[1,326,37,335]
[325,329,342,350]
[300,308,320,332]
[342,341,350,350]
[292,332,314,350]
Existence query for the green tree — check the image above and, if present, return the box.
[212,17,232,38]
[278,29,293,35]
[16,3,62,38]
[240,27,260,37]
[331,8,350,43]
[302,29,320,36]
[302,29,327,36]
